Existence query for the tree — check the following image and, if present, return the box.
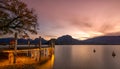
[0,0,38,35]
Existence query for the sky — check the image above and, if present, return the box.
[22,0,120,40]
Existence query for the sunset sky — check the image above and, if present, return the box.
[22,0,120,40]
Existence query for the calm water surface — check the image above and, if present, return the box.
[53,45,120,69]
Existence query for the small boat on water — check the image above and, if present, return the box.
[112,51,116,58]
[93,49,96,53]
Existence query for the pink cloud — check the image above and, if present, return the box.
[22,0,120,39]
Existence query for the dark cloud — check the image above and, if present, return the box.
[105,32,120,36]
[51,25,65,30]
[71,21,92,28]
[69,17,92,30]
[98,23,114,33]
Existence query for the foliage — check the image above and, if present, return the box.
[0,0,38,35]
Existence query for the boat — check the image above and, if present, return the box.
[93,49,96,53]
[112,51,116,58]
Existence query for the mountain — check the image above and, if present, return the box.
[0,38,47,45]
[1,35,120,45]
[30,38,48,45]
[17,38,28,45]
[55,35,120,45]
[0,38,13,45]
[55,35,81,45]
[84,36,120,45]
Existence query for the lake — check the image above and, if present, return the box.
[53,45,120,69]
[1,45,120,69]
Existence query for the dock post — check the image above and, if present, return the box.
[39,36,41,61]
[51,39,55,54]
[13,32,17,63]
[28,39,30,48]
[39,36,41,49]
[50,39,55,48]
[49,39,55,56]
[27,39,31,56]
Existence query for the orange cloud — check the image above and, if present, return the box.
[22,0,120,40]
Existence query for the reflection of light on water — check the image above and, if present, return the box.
[51,54,55,68]
[78,47,88,55]
[37,54,55,69]
[72,46,89,59]
[71,45,105,67]
[71,46,104,58]
[9,52,14,64]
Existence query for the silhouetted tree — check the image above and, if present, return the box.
[0,0,38,35]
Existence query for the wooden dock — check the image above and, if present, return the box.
[0,33,55,65]
[0,45,51,51]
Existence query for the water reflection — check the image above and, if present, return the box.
[54,45,120,69]
[0,47,54,69]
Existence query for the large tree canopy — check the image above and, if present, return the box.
[0,0,38,35]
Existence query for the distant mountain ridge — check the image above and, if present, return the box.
[84,36,120,45]
[1,35,120,45]
[55,35,80,45]
[0,38,48,45]
[55,35,120,45]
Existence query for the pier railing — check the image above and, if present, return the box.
[0,33,55,65]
